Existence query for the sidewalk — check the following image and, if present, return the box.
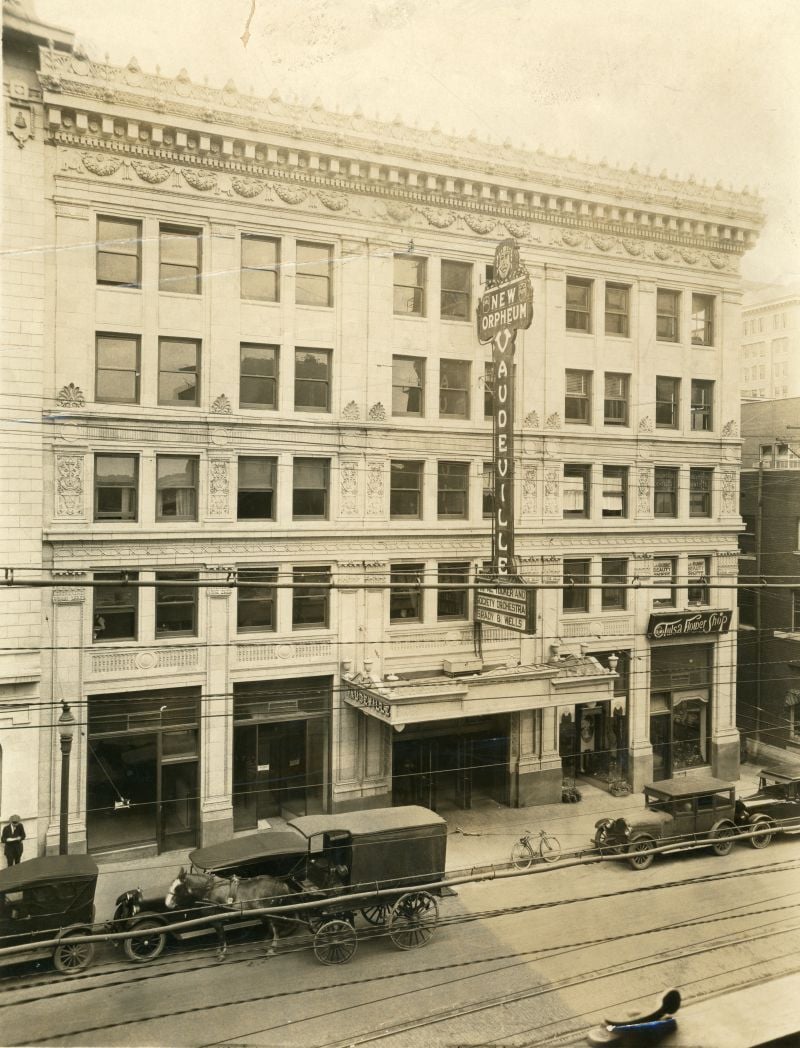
[92,763,764,923]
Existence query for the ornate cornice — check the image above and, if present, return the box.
[39,44,764,246]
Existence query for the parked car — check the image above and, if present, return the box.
[0,855,98,974]
[735,766,800,849]
[594,776,738,870]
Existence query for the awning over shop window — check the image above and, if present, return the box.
[784,689,800,707]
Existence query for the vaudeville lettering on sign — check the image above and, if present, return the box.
[646,610,732,639]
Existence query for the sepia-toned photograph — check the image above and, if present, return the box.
[2,0,800,1044]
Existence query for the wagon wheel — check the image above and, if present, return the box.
[711,823,736,856]
[360,903,391,926]
[123,918,167,962]
[53,931,95,975]
[313,919,358,965]
[389,891,439,950]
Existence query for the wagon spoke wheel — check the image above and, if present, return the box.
[750,819,773,850]
[360,903,391,926]
[510,841,534,870]
[123,918,167,963]
[389,891,439,951]
[627,834,656,870]
[313,919,358,965]
[711,824,735,856]
[53,932,95,974]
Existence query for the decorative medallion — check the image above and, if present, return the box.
[82,152,122,177]
[135,651,157,671]
[560,231,585,248]
[131,159,171,184]
[721,419,738,437]
[592,234,616,252]
[231,177,264,198]
[210,393,232,415]
[638,415,654,433]
[708,253,727,269]
[421,207,456,229]
[504,220,530,240]
[7,103,33,148]
[342,400,360,421]
[182,168,217,191]
[654,244,673,261]
[57,383,85,408]
[317,190,348,211]
[384,202,412,223]
[463,214,496,235]
[680,248,700,264]
[545,411,562,430]
[368,402,386,421]
[273,184,308,205]
[523,410,541,429]
[621,238,644,256]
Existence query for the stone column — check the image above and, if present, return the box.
[712,551,741,780]
[201,584,234,845]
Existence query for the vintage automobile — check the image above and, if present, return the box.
[116,804,448,964]
[735,766,800,849]
[594,776,739,870]
[0,855,99,974]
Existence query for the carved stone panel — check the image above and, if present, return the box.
[55,454,84,517]
[339,458,360,518]
[521,463,537,516]
[721,470,737,515]
[637,467,651,516]
[208,459,230,517]
[365,459,384,517]
[543,466,560,517]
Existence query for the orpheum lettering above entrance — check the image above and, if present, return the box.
[646,610,732,640]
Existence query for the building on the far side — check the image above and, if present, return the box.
[737,397,800,765]
[740,283,800,401]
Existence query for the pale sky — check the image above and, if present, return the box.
[35,0,800,285]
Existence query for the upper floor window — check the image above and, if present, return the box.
[687,556,710,606]
[656,288,680,342]
[296,242,332,307]
[655,376,680,428]
[602,466,628,518]
[97,216,141,287]
[95,334,140,405]
[158,338,200,406]
[93,571,138,642]
[601,557,627,610]
[237,457,276,520]
[237,568,277,633]
[566,277,592,332]
[691,294,715,346]
[294,349,331,412]
[563,464,591,518]
[690,379,714,431]
[94,454,138,521]
[654,467,679,518]
[155,572,198,636]
[437,462,469,519]
[156,455,198,521]
[159,225,201,294]
[605,283,630,337]
[393,255,426,316]
[689,468,713,518]
[652,557,677,607]
[241,234,280,302]
[292,566,331,628]
[565,370,592,423]
[391,460,423,519]
[440,260,472,320]
[292,458,329,519]
[392,356,425,417]
[482,462,494,518]
[563,558,590,613]
[437,562,470,620]
[604,373,629,426]
[240,344,277,410]
[439,360,470,418]
[390,563,423,622]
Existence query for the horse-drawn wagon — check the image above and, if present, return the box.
[118,805,448,965]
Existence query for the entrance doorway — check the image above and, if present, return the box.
[234,721,309,826]
[392,716,509,812]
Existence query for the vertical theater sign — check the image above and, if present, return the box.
[475,239,535,634]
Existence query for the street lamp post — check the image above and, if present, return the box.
[58,702,76,855]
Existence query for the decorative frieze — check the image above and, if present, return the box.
[718,551,740,577]
[90,646,199,676]
[237,641,333,664]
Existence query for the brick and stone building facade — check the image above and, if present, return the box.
[3,2,764,856]
[741,283,800,401]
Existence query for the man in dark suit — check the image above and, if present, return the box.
[2,815,25,866]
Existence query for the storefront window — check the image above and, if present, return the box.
[649,645,712,779]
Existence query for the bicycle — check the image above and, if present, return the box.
[511,829,562,868]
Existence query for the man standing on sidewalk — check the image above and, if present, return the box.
[2,815,25,866]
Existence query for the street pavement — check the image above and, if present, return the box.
[91,763,764,926]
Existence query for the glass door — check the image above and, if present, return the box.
[87,735,158,852]
[650,712,672,781]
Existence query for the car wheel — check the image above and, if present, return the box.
[749,818,773,850]
[123,918,167,962]
[712,824,735,856]
[53,931,95,974]
[627,834,656,870]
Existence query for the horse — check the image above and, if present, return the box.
[165,868,293,960]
